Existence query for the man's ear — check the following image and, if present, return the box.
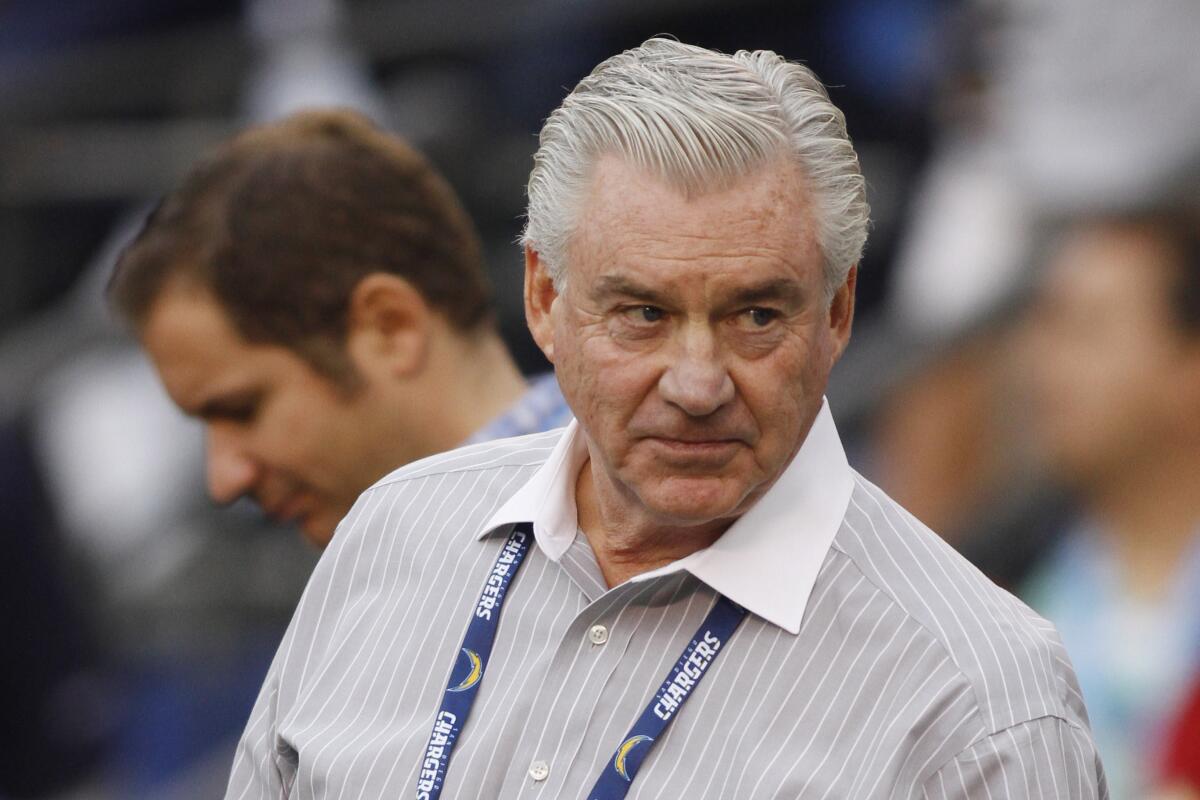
[828,265,857,366]
[346,273,431,379]
[524,245,559,363]
[1169,338,1200,434]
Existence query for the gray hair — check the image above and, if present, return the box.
[522,38,869,301]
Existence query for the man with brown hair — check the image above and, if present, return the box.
[1023,211,1200,798]
[109,109,569,547]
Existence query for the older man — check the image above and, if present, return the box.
[226,40,1105,798]
[108,110,570,547]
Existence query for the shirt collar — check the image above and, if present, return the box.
[477,399,854,634]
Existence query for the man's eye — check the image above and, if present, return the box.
[226,405,258,423]
[208,402,259,424]
[623,305,665,324]
[742,307,779,328]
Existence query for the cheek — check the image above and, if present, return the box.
[257,394,344,471]
[256,408,315,467]
[1046,335,1147,414]
[556,318,657,419]
[737,345,828,436]
[739,375,802,434]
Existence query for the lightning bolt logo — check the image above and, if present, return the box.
[447,648,483,693]
[614,734,653,781]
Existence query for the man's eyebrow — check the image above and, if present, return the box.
[194,389,260,420]
[590,274,808,307]
[726,278,807,307]
[591,275,672,304]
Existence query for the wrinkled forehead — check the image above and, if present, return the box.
[565,154,820,282]
[591,151,805,213]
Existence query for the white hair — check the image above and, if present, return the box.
[522,38,869,301]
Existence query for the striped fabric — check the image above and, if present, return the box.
[226,428,1106,799]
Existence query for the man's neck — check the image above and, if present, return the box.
[428,331,529,449]
[1088,442,1200,601]
[575,458,731,588]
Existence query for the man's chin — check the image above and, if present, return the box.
[636,475,753,527]
[298,513,338,549]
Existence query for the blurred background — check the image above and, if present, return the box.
[2,0,1199,797]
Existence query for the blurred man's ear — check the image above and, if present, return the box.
[524,245,558,363]
[1172,336,1200,433]
[346,272,432,379]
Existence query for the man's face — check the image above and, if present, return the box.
[140,284,400,546]
[1025,224,1195,488]
[529,155,854,529]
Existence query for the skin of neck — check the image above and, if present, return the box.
[574,455,734,588]
[1086,435,1200,601]
[404,323,529,456]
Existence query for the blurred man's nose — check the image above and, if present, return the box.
[658,325,735,417]
[205,426,259,504]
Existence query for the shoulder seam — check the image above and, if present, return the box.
[922,712,1089,787]
[840,474,1071,732]
[825,543,977,701]
[364,460,549,495]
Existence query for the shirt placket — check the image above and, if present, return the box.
[500,577,675,798]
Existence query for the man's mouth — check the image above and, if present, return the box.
[643,437,744,458]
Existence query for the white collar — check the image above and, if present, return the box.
[477,399,854,634]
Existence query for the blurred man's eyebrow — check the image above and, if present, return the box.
[195,389,260,419]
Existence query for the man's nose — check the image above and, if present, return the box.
[205,426,259,504]
[658,325,735,417]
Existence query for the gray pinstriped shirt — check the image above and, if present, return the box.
[226,405,1106,798]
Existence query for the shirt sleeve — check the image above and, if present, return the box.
[220,495,375,799]
[921,715,1108,800]
[223,673,295,799]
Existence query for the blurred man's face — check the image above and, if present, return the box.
[1026,224,1193,489]
[140,284,401,546]
[528,155,854,529]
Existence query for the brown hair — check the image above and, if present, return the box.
[1162,216,1200,336]
[108,108,492,383]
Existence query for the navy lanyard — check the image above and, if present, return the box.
[414,523,746,800]
[586,595,746,800]
[415,523,532,800]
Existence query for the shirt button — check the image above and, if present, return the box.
[588,624,609,645]
[529,760,550,781]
